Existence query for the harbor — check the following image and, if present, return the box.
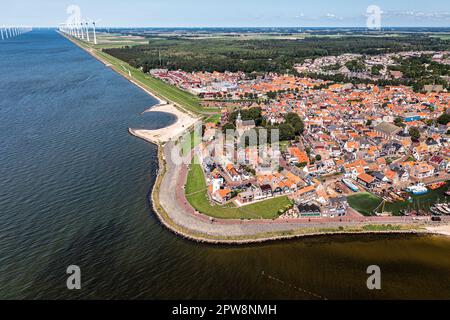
[368,182,450,216]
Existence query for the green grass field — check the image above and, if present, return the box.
[179,130,202,156]
[185,161,292,219]
[347,192,382,216]
[185,158,207,194]
[205,113,221,124]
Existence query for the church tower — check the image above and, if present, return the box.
[236,110,243,132]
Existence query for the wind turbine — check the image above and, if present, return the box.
[87,18,101,45]
[84,21,90,42]
[79,21,85,39]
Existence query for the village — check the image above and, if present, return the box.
[150,51,450,98]
[294,50,450,83]
[151,59,450,220]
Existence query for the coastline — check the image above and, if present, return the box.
[62,31,450,244]
[131,103,200,145]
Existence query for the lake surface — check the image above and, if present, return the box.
[0,30,449,300]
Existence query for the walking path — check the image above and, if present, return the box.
[135,139,450,243]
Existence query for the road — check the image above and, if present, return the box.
[154,141,450,241]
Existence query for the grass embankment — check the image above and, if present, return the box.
[179,130,202,156]
[185,160,292,219]
[70,36,219,116]
[95,50,213,114]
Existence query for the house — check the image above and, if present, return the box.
[413,144,429,161]
[297,203,321,217]
[372,171,389,184]
[425,138,440,153]
[287,147,309,165]
[376,157,387,170]
[411,162,435,180]
[344,141,359,152]
[393,167,409,182]
[237,189,255,204]
[328,196,348,216]
[429,155,447,172]
[356,137,371,149]
[226,164,241,182]
[384,169,399,184]
[256,184,273,199]
[345,166,365,180]
[357,173,377,188]
[382,142,404,156]
[294,185,316,203]
[212,188,232,204]
[390,70,403,79]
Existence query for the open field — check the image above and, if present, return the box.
[185,158,207,194]
[347,192,382,216]
[185,161,292,219]
[94,32,149,48]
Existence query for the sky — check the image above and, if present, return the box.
[2,0,450,28]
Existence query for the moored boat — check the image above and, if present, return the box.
[428,182,446,190]
[406,183,428,195]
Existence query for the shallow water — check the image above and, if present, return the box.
[0,30,449,300]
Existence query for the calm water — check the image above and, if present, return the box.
[0,30,449,300]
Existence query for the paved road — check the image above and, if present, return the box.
[156,142,450,239]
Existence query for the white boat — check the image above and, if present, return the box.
[406,183,428,195]
[342,179,359,192]
[435,203,450,215]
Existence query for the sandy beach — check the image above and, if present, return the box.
[130,103,200,144]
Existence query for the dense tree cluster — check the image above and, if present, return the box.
[223,108,305,143]
[389,55,450,92]
[437,112,450,125]
[409,127,421,142]
[104,35,450,75]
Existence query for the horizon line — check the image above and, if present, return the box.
[28,26,450,29]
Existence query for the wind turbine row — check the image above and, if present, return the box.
[59,21,98,45]
[1,26,33,40]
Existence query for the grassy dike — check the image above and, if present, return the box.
[63,32,435,244]
[64,33,219,116]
